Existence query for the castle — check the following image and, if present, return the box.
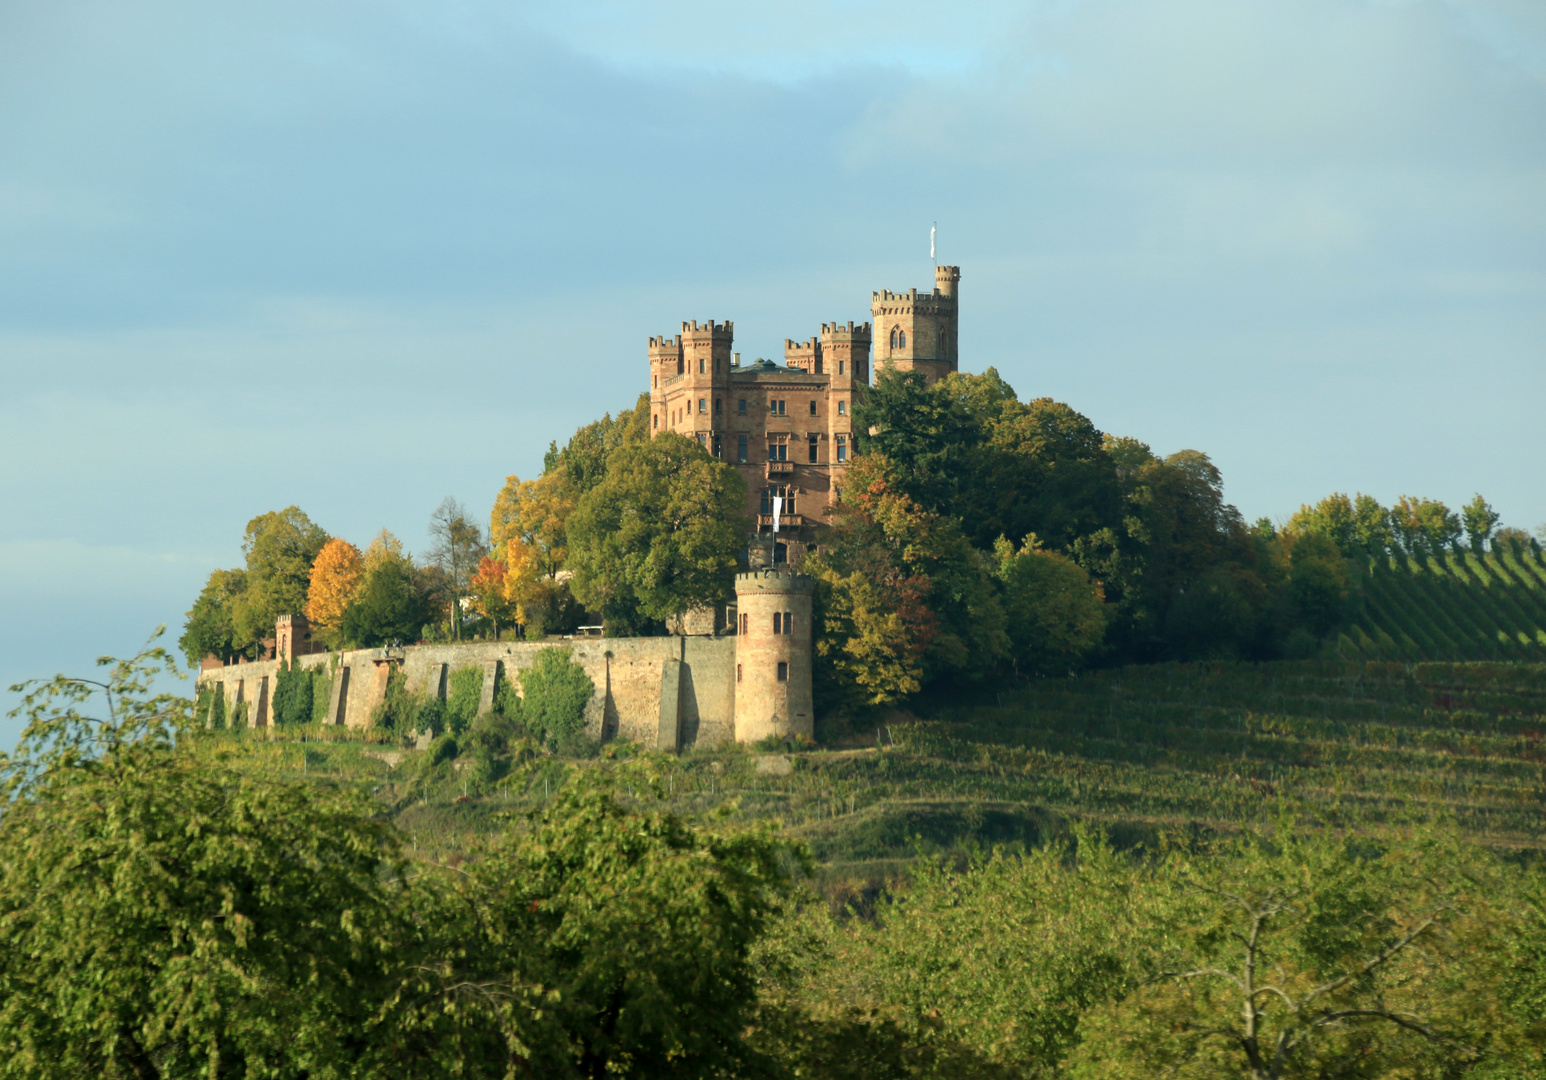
[196,267,960,748]
[651,265,961,564]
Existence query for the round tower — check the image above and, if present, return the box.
[734,568,814,743]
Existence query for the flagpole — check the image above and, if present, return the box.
[931,221,937,267]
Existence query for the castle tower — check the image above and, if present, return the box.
[275,613,309,664]
[733,569,814,743]
[870,265,960,385]
[651,320,733,454]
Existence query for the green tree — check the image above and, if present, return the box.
[0,632,408,1079]
[1463,493,1501,554]
[341,552,431,647]
[1287,532,1350,638]
[566,433,747,631]
[1067,828,1526,1080]
[270,658,313,726]
[177,566,249,667]
[1286,493,1357,556]
[854,365,978,512]
[425,761,797,1079]
[541,393,652,499]
[230,507,330,648]
[1351,493,1393,557]
[1392,495,1462,556]
[993,535,1108,676]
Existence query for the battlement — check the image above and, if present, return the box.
[735,568,815,593]
[648,335,682,350]
[680,319,734,337]
[821,320,872,341]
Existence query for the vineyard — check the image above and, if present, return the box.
[199,656,1546,892]
[1339,542,1546,661]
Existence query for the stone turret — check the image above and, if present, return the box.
[733,568,814,743]
[871,265,960,385]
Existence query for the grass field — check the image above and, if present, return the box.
[1340,544,1546,662]
[200,657,1546,895]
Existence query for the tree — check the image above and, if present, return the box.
[1287,532,1350,638]
[491,470,579,636]
[342,534,431,647]
[809,454,1005,708]
[305,537,364,643]
[427,497,489,641]
[853,365,978,513]
[566,433,748,632]
[177,567,248,667]
[439,762,795,1079]
[0,633,408,1079]
[467,555,519,639]
[1351,493,1393,557]
[1462,494,1501,555]
[993,535,1108,676]
[1286,494,1356,556]
[541,393,652,499]
[1067,827,1521,1080]
[230,507,329,648]
[1391,495,1462,556]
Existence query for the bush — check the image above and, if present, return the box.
[271,660,313,726]
[413,696,447,738]
[446,666,483,736]
[468,711,520,783]
[519,647,595,750]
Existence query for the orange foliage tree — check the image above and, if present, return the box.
[468,555,519,638]
[490,470,577,636]
[304,538,364,643]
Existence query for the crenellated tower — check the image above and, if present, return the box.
[871,264,960,385]
[733,569,814,742]
[650,320,733,455]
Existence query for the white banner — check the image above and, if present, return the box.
[772,495,783,532]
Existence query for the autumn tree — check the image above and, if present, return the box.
[566,433,747,633]
[467,555,519,638]
[809,453,1005,709]
[1391,495,1462,556]
[1286,493,1357,556]
[304,537,364,644]
[490,470,578,636]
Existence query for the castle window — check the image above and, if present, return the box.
[837,401,846,416]
[774,542,787,563]
[808,435,818,462]
[889,326,898,351]
[838,360,845,374]
[767,438,788,462]
[714,398,721,414]
[713,434,722,458]
[737,663,742,683]
[738,399,747,415]
[784,610,793,635]
[836,434,847,462]
[898,330,906,349]
[653,414,658,429]
[776,661,788,682]
[699,357,705,373]
[808,400,816,416]
[740,612,748,635]
[772,612,782,634]
[737,434,748,463]
[699,398,706,414]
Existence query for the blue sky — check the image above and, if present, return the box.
[2,0,1543,743]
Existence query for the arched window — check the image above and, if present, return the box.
[889,326,899,350]
[898,329,906,349]
[652,414,658,429]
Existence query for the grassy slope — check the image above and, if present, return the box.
[200,658,1546,889]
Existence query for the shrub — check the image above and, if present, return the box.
[271,660,313,726]
[446,666,483,736]
[518,647,595,751]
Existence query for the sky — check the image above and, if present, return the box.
[2,0,1543,745]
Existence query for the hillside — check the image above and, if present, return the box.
[1338,543,1546,662]
[200,657,1546,889]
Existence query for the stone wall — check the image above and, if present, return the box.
[195,634,741,749]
